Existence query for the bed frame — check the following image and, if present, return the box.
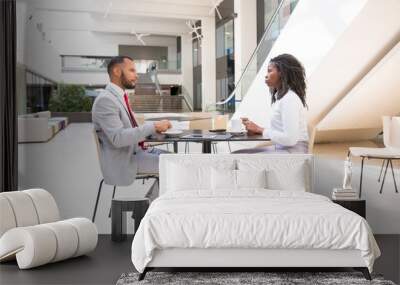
[138,248,371,280]
[137,155,372,281]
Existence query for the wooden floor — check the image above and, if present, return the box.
[0,235,399,285]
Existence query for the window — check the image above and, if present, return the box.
[61,56,111,72]
[193,39,201,67]
[216,20,234,59]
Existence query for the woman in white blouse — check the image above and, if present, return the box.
[235,54,309,153]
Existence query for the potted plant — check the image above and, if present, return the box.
[49,84,93,122]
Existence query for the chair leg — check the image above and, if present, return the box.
[379,160,390,194]
[212,143,218,154]
[227,142,232,153]
[108,186,117,218]
[185,142,189,153]
[389,159,398,193]
[359,157,365,199]
[378,159,386,182]
[92,179,105,222]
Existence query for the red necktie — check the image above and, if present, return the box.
[123,93,146,150]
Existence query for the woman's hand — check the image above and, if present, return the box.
[242,120,264,135]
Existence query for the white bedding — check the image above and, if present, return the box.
[131,190,380,273]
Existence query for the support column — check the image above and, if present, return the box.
[234,0,257,104]
[181,34,194,110]
[200,16,216,111]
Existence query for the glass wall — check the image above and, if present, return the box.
[263,0,299,35]
[192,37,202,111]
[215,18,235,112]
[25,70,57,114]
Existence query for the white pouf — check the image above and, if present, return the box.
[0,189,98,269]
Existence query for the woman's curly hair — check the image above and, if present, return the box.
[269,54,307,108]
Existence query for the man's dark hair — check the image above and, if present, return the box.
[107,56,133,76]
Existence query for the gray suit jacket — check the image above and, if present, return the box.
[92,83,155,186]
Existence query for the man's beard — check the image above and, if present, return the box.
[121,72,136,90]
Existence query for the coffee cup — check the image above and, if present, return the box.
[230,119,243,132]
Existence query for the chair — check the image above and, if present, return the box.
[91,130,159,222]
[0,189,97,269]
[348,116,400,198]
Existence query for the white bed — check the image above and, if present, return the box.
[131,154,380,280]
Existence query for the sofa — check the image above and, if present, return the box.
[18,111,69,143]
[0,189,97,269]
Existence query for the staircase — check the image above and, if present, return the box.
[135,74,157,95]
[129,94,184,113]
[132,73,185,113]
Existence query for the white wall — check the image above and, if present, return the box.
[19,6,189,89]
[51,29,181,84]
[200,16,217,110]
[19,1,62,81]
[306,0,400,133]
[181,34,194,105]
[16,1,28,64]
[232,0,367,126]
[318,41,400,131]
[234,0,257,99]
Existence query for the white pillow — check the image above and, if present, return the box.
[266,162,308,191]
[167,160,236,192]
[167,162,211,191]
[237,159,310,191]
[236,169,267,189]
[211,168,236,191]
[211,168,268,191]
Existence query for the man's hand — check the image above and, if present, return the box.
[154,120,171,133]
[243,120,264,135]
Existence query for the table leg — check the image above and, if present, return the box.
[378,159,386,182]
[389,159,398,193]
[202,141,212,153]
[111,201,126,242]
[379,159,390,194]
[173,142,178,153]
[359,157,365,199]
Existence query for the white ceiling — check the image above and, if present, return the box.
[22,0,217,36]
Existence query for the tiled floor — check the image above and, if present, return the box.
[1,235,398,285]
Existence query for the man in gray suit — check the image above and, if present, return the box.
[92,56,171,200]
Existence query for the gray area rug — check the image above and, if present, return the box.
[116,271,396,285]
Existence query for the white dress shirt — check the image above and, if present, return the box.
[263,90,309,146]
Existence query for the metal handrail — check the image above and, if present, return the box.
[180,86,194,112]
[208,0,286,110]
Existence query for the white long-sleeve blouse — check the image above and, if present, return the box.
[262,90,309,146]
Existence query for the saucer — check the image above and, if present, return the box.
[209,129,226,133]
[227,129,247,136]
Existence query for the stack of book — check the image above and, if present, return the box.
[332,188,357,200]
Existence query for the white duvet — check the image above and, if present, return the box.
[131,190,380,273]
